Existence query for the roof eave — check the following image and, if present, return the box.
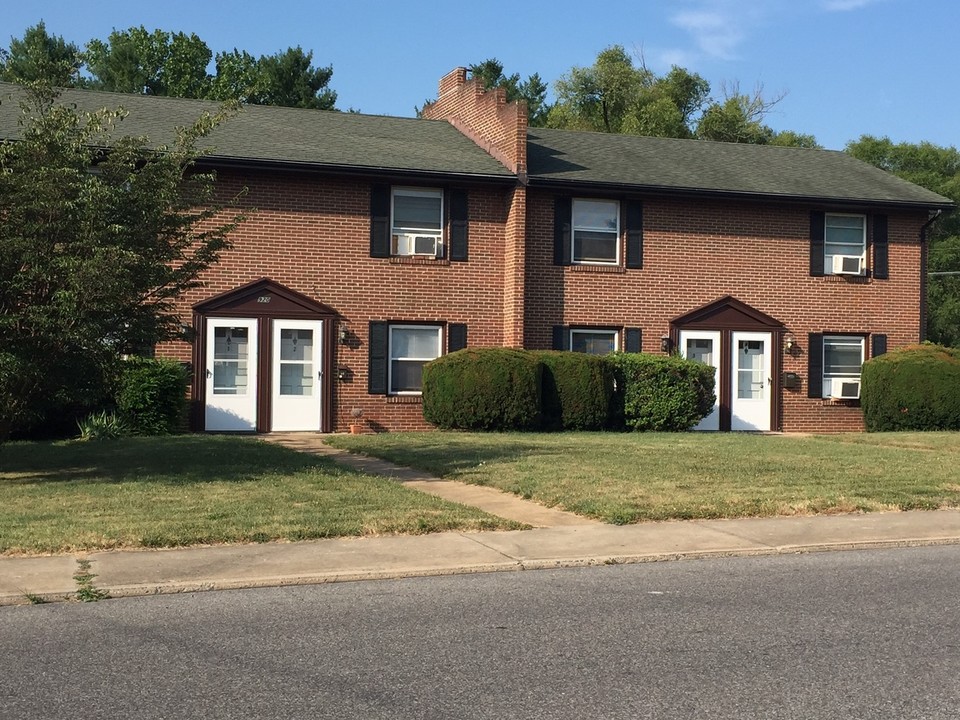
[197,155,518,185]
[525,176,955,212]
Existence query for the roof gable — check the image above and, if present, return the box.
[193,278,338,318]
[672,296,786,330]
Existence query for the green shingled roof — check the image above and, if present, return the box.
[0,82,514,180]
[527,127,953,209]
[0,82,951,209]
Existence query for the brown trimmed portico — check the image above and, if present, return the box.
[671,296,786,432]
[191,278,339,433]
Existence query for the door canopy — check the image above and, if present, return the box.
[671,295,785,332]
[193,277,338,321]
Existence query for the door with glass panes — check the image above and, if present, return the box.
[271,320,323,431]
[679,330,721,431]
[205,318,258,431]
[730,331,772,431]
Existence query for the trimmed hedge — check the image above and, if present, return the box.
[422,348,542,430]
[535,351,615,430]
[606,353,716,431]
[115,357,190,435]
[861,344,960,431]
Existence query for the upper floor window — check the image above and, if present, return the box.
[392,187,443,257]
[825,214,866,275]
[822,335,865,398]
[572,199,619,265]
[570,328,618,355]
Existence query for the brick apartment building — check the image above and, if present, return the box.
[1,72,952,433]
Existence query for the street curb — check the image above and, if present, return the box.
[6,535,959,606]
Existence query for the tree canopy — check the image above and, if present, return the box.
[0,21,81,87]
[0,84,243,440]
[847,136,960,346]
[545,45,818,147]
[1,23,337,110]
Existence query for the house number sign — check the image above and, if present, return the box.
[257,295,272,303]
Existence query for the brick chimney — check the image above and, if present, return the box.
[421,67,528,178]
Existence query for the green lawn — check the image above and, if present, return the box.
[0,436,520,555]
[327,431,960,524]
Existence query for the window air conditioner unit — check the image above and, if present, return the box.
[830,378,861,400]
[832,255,864,275]
[393,233,441,257]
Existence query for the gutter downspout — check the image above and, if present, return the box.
[919,209,943,342]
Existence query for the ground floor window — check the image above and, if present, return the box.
[389,325,442,394]
[822,335,865,398]
[570,328,618,355]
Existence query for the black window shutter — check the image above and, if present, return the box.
[871,333,887,358]
[808,333,824,398]
[552,326,569,350]
[810,211,825,277]
[449,189,469,261]
[448,323,467,352]
[554,197,572,265]
[370,185,391,258]
[368,321,389,394]
[872,214,889,279]
[625,200,643,269]
[625,328,642,353]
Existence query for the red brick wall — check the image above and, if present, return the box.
[164,172,926,434]
[159,169,511,432]
[524,191,927,432]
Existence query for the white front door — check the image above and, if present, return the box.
[730,331,772,431]
[679,330,721,431]
[205,318,258,431]
[271,320,323,431]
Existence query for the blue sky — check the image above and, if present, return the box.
[4,0,954,150]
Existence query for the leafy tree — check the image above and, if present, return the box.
[549,46,654,134]
[84,26,212,97]
[468,58,549,126]
[846,136,960,345]
[0,83,243,440]
[49,26,338,109]
[252,46,336,110]
[547,46,816,147]
[0,21,81,87]
[207,49,261,102]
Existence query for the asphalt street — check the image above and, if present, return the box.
[2,545,959,719]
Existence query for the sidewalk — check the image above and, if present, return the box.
[4,437,960,606]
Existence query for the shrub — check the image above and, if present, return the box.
[77,411,128,441]
[422,348,542,430]
[606,353,716,431]
[861,344,960,431]
[534,351,615,430]
[115,357,190,435]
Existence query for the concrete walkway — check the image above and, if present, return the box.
[264,433,599,528]
[3,436,960,606]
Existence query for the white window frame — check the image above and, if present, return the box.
[391,187,443,257]
[388,324,443,395]
[572,198,620,265]
[570,328,619,355]
[822,335,865,398]
[824,213,866,276]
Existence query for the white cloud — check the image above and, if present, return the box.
[671,8,745,60]
[668,0,772,61]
